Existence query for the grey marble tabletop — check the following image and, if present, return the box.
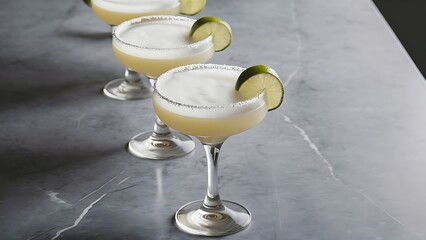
[1,0,426,239]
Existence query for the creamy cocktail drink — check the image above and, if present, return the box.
[112,16,214,78]
[91,0,181,26]
[153,63,284,236]
[111,16,232,160]
[83,0,207,101]
[153,65,268,144]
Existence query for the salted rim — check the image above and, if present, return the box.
[154,63,266,110]
[113,15,213,51]
[92,0,181,13]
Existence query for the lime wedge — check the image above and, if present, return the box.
[83,0,91,7]
[190,16,232,52]
[235,65,284,111]
[180,0,206,15]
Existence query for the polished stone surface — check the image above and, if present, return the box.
[1,0,426,239]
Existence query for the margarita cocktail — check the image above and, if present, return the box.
[153,64,284,236]
[112,16,214,78]
[154,65,268,144]
[112,15,231,159]
[91,0,181,26]
[83,0,206,100]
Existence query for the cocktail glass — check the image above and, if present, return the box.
[113,16,215,159]
[153,64,269,236]
[88,0,200,100]
[91,0,181,26]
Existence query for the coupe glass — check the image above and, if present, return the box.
[113,16,215,159]
[88,0,182,100]
[90,0,181,26]
[153,64,269,236]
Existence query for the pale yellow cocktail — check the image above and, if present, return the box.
[91,0,180,25]
[112,16,214,78]
[87,0,208,101]
[153,64,268,144]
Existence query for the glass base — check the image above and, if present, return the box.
[128,131,195,160]
[175,200,251,236]
[103,78,152,100]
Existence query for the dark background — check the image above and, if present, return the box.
[373,0,426,78]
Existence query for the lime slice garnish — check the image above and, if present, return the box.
[190,16,232,52]
[83,0,91,7]
[235,65,284,111]
[180,0,206,15]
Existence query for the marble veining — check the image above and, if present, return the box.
[51,194,107,240]
[280,110,425,239]
[116,176,130,186]
[275,112,425,240]
[280,112,342,183]
[284,0,303,87]
[45,191,72,207]
[270,171,284,239]
[357,190,426,240]
[281,110,426,240]
[26,227,59,240]
[76,169,127,203]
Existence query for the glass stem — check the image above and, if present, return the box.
[149,77,171,137]
[124,68,141,85]
[153,116,171,136]
[202,143,224,210]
